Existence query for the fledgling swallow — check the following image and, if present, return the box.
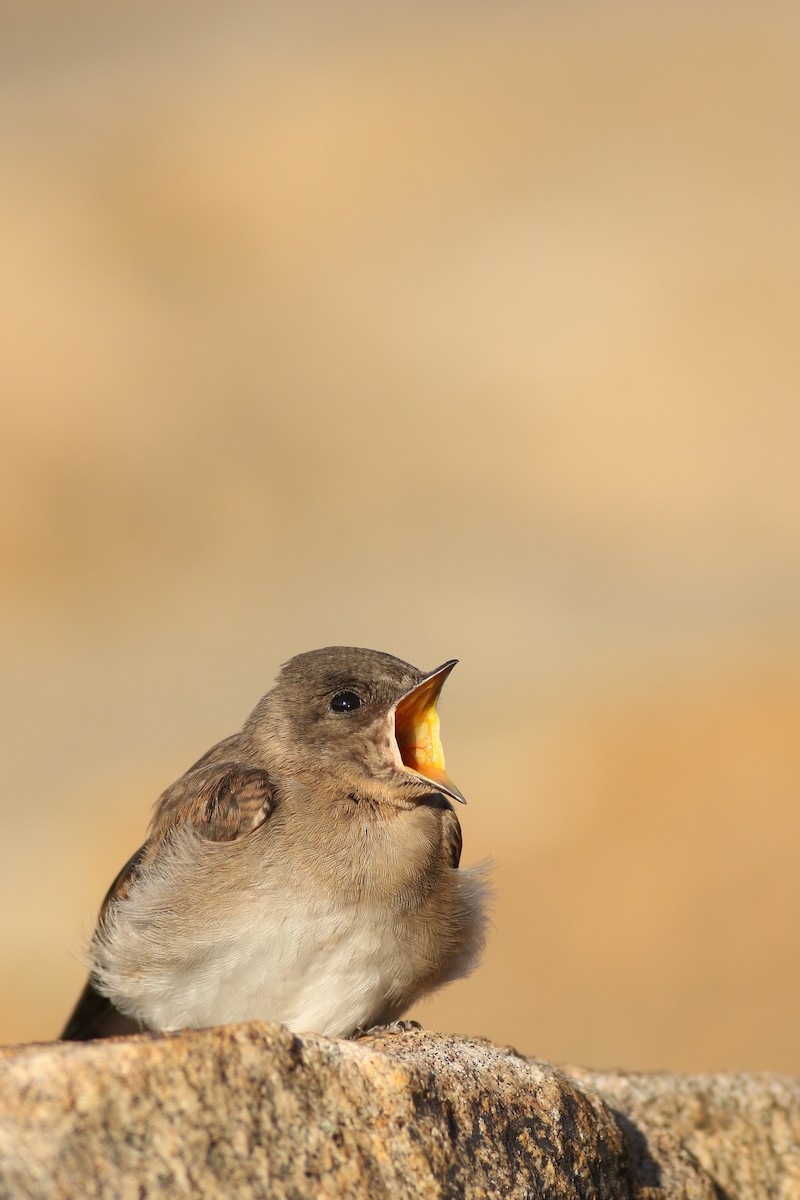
[61,647,489,1041]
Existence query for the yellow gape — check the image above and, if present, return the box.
[399,701,445,775]
[393,666,465,805]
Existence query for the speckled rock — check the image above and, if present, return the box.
[0,1025,795,1199]
[567,1065,800,1200]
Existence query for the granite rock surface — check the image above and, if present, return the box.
[0,1025,797,1199]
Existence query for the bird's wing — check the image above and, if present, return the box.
[60,846,148,1041]
[59,977,143,1041]
[149,761,276,844]
[61,763,276,1042]
[442,803,463,869]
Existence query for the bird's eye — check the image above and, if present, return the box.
[330,690,363,713]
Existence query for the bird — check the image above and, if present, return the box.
[61,646,489,1042]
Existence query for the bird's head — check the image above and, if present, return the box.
[245,646,465,808]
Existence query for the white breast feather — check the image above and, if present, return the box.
[88,828,450,1038]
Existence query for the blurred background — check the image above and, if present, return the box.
[2,0,799,1073]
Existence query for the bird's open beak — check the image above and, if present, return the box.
[393,660,466,804]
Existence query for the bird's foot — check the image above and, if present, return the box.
[351,1019,423,1040]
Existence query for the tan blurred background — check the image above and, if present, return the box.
[2,0,799,1073]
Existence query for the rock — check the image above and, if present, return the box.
[568,1065,800,1200]
[0,1025,796,1199]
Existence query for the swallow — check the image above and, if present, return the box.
[61,647,488,1041]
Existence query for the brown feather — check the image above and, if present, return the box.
[442,805,463,869]
[149,761,275,845]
